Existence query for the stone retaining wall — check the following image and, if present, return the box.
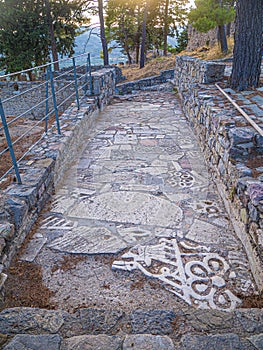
[187,25,219,52]
[115,69,174,94]
[186,24,234,52]
[0,79,81,120]
[0,66,122,120]
[0,68,116,298]
[174,56,263,290]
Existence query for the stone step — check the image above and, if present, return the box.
[2,332,263,349]
[0,307,263,349]
[139,82,173,91]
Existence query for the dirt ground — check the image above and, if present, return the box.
[0,115,56,189]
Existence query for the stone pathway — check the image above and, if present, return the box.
[1,90,262,349]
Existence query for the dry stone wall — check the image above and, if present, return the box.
[187,25,219,51]
[174,56,263,290]
[0,68,116,299]
[186,24,234,52]
[116,69,174,94]
[0,79,82,120]
[0,66,122,120]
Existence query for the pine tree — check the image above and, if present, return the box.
[230,0,263,91]
[0,0,49,73]
[98,0,109,65]
[188,0,235,53]
[106,0,144,64]
[158,0,187,56]
[0,0,88,74]
[106,0,187,66]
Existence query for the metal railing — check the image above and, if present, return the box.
[0,53,92,185]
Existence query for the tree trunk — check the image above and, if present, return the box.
[226,22,231,37]
[135,30,140,64]
[126,50,132,64]
[230,0,263,91]
[98,0,109,66]
[122,20,132,64]
[218,25,228,53]
[135,43,140,64]
[140,4,148,69]
[163,0,169,56]
[45,0,59,71]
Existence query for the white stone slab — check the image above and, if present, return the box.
[112,237,241,311]
[69,191,183,228]
[48,226,127,254]
[185,219,235,246]
[20,235,47,262]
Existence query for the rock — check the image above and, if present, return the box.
[240,208,248,224]
[131,310,177,335]
[3,334,62,350]
[0,238,6,255]
[229,128,255,145]
[248,334,263,349]
[248,203,259,222]
[255,135,263,148]
[203,63,225,84]
[229,146,247,161]
[185,309,234,333]
[248,184,263,206]
[0,272,7,289]
[19,235,47,262]
[61,334,122,350]
[0,223,14,240]
[0,308,64,335]
[180,333,246,350]
[123,334,175,350]
[4,197,28,229]
[79,308,124,334]
[235,309,263,334]
[4,185,38,211]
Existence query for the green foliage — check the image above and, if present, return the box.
[51,0,89,57]
[0,0,89,74]
[188,0,235,32]
[0,0,48,72]
[106,0,144,63]
[174,26,188,53]
[106,0,188,63]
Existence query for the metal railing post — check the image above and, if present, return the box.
[72,57,80,110]
[0,99,22,184]
[87,53,93,95]
[48,65,61,135]
[45,69,49,133]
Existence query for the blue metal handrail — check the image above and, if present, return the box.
[0,52,92,185]
[0,53,91,80]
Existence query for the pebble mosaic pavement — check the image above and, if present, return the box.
[20,91,257,312]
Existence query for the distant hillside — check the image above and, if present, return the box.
[73,27,178,66]
[73,27,127,65]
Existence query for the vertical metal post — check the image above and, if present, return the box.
[85,57,88,95]
[72,57,80,110]
[87,53,93,95]
[48,65,61,135]
[0,99,22,184]
[45,69,49,133]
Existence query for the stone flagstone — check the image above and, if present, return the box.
[14,91,256,314]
